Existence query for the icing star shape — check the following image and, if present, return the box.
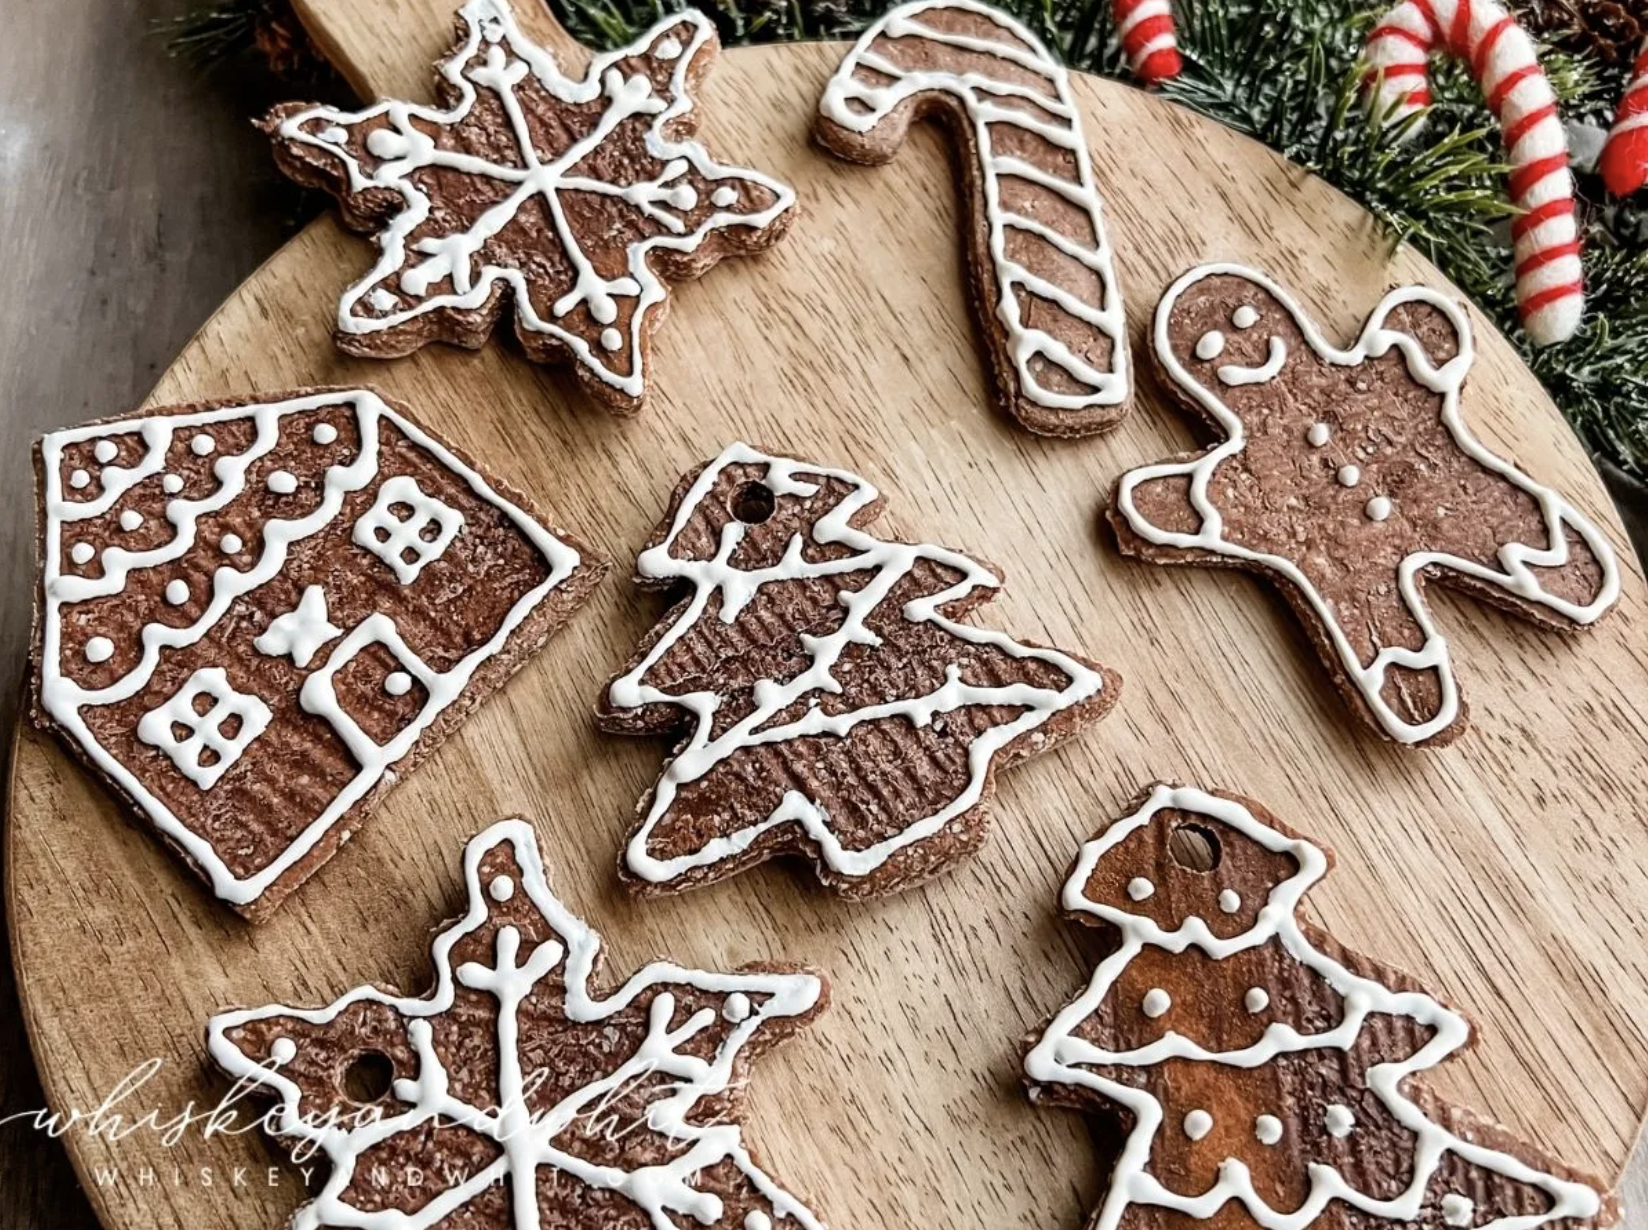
[209,819,828,1230]
[263,0,795,414]
[1110,264,1618,747]
[253,584,342,669]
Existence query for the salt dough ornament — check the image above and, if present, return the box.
[1110,264,1618,748]
[1024,783,1613,1230]
[263,0,795,415]
[209,818,828,1230]
[32,388,603,920]
[598,441,1119,896]
[817,0,1132,437]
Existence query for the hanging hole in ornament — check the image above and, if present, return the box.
[1169,822,1221,873]
[731,481,776,525]
[342,1051,395,1104]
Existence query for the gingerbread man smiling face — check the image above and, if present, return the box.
[1110,264,1619,747]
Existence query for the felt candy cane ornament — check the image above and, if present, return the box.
[1113,0,1181,84]
[1364,0,1584,346]
[1601,39,1648,197]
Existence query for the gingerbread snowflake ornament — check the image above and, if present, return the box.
[1111,264,1619,748]
[209,819,828,1230]
[264,0,795,414]
[1024,783,1613,1230]
[598,442,1119,897]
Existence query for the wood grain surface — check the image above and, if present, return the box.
[8,2,1648,1228]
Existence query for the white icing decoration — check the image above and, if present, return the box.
[70,543,95,566]
[712,185,738,207]
[353,475,463,584]
[368,288,398,312]
[820,0,1130,415]
[1217,888,1240,913]
[162,473,185,494]
[84,637,114,664]
[488,874,515,902]
[1141,988,1171,1018]
[136,667,272,790]
[267,469,299,495]
[165,579,189,606]
[69,469,90,490]
[254,585,343,669]
[206,820,826,1230]
[724,992,752,1022]
[1217,335,1287,386]
[1442,1193,1475,1226]
[1127,876,1154,901]
[269,1037,297,1065]
[1183,1109,1212,1141]
[384,670,413,697]
[1232,304,1260,329]
[1025,785,1602,1230]
[37,390,585,908]
[600,326,623,351]
[1115,264,1620,744]
[319,125,348,144]
[1254,1114,1282,1145]
[191,434,215,456]
[221,533,243,554]
[119,510,143,532]
[1337,464,1362,488]
[607,442,1106,886]
[1244,987,1269,1013]
[655,35,683,60]
[1324,1103,1355,1138]
[313,423,339,445]
[1307,422,1330,448]
[273,2,795,401]
[95,440,119,464]
[1196,330,1226,360]
[746,1213,774,1230]
[1366,495,1393,522]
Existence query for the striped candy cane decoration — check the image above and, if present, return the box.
[1364,0,1584,346]
[1114,0,1181,84]
[1601,39,1648,198]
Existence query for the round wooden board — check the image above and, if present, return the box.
[11,3,1648,1227]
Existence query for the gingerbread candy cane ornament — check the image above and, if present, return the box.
[1114,0,1181,84]
[1364,0,1584,346]
[1601,38,1648,197]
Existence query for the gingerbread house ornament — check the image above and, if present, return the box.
[32,388,603,921]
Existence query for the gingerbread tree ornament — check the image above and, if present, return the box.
[264,0,794,414]
[1110,264,1619,748]
[209,819,828,1230]
[597,442,1119,897]
[1024,784,1613,1230]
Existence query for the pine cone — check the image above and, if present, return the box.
[1517,0,1648,63]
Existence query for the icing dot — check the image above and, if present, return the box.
[1217,889,1241,913]
[669,185,698,211]
[1336,464,1361,488]
[1365,496,1393,522]
[1232,305,1260,329]
[1324,1103,1355,1138]
[319,125,348,144]
[368,288,398,313]
[162,473,184,494]
[1307,422,1330,448]
[1244,987,1270,1013]
[488,875,515,903]
[712,185,739,208]
[94,440,119,463]
[270,1037,297,1065]
[70,542,95,566]
[600,327,623,352]
[723,992,752,1023]
[1141,988,1171,1018]
[119,510,143,532]
[84,636,114,664]
[1126,876,1154,901]
[220,533,243,554]
[384,671,413,697]
[655,35,683,59]
[1195,330,1227,360]
[313,423,339,445]
[1183,1110,1213,1141]
[1441,1194,1475,1227]
[366,127,411,159]
[267,470,298,495]
[591,296,617,325]
[164,580,189,606]
[69,469,91,490]
[745,1214,773,1230]
[1254,1114,1283,1145]
[191,434,215,456]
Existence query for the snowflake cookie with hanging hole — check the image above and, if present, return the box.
[1024,783,1613,1230]
[263,0,795,415]
[209,818,829,1230]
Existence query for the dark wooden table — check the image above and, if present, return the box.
[1,1,1644,1226]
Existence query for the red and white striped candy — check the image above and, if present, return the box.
[1114,0,1180,84]
[1601,38,1648,197]
[1364,0,1583,346]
